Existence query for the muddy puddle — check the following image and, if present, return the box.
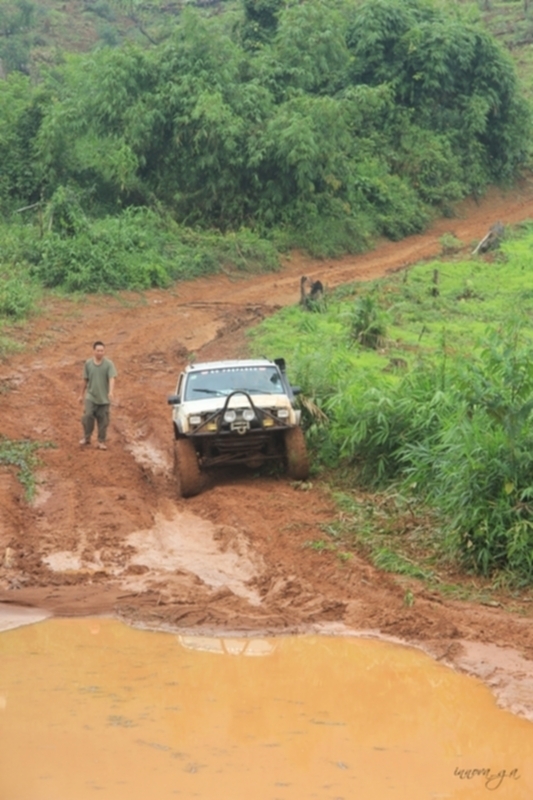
[1,616,532,800]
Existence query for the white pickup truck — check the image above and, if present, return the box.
[167,358,309,496]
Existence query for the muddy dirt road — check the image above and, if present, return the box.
[1,182,533,720]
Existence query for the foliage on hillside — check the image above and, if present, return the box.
[251,227,533,584]
[0,0,197,75]
[0,0,530,299]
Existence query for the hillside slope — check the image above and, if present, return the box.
[1,181,533,718]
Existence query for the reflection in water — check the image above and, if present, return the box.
[0,618,532,800]
[178,634,276,656]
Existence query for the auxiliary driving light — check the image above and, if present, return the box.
[224,410,237,423]
[242,409,255,422]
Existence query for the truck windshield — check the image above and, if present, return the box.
[185,366,284,400]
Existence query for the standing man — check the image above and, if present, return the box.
[79,341,117,450]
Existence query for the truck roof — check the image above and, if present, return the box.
[185,358,276,373]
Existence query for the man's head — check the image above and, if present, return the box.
[93,341,105,363]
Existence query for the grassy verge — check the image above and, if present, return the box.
[250,221,533,589]
[311,482,533,608]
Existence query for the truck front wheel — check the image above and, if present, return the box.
[284,427,310,480]
[174,439,204,498]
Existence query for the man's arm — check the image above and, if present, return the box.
[79,378,88,403]
[79,361,89,403]
[108,376,116,402]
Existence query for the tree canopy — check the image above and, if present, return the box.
[0,0,530,258]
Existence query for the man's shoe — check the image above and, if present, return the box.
[79,438,90,445]
[96,442,107,450]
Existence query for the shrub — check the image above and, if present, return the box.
[13,203,280,293]
[350,294,388,349]
[0,273,38,319]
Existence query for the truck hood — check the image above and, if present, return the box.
[178,393,293,416]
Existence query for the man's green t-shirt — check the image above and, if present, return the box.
[83,358,117,404]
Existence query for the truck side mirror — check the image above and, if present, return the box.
[167,395,181,405]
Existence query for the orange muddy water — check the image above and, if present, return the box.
[1,618,533,800]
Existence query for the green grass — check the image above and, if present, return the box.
[252,231,533,375]
[0,326,25,361]
[0,437,54,499]
[250,223,533,588]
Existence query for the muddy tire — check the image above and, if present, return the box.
[174,439,204,498]
[284,427,310,480]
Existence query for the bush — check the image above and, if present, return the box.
[6,203,281,293]
[0,273,38,319]
[350,294,388,349]
[34,228,170,292]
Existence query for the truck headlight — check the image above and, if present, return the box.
[277,409,290,419]
[189,415,202,425]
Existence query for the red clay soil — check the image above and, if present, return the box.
[1,181,533,720]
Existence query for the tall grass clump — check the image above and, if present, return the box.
[249,287,401,466]
[404,327,533,581]
[0,271,38,320]
[321,325,533,581]
[333,364,452,485]
[350,293,389,349]
[0,219,41,321]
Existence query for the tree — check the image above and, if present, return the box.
[272,0,350,94]
[241,0,284,49]
[345,0,530,189]
[0,0,36,74]
[0,73,44,209]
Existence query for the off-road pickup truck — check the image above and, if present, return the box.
[167,358,309,497]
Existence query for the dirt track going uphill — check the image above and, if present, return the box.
[1,181,533,720]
